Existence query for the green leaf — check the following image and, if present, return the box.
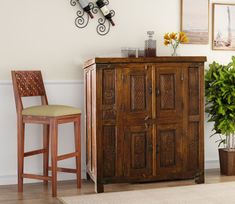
[218,139,226,147]
[206,57,235,141]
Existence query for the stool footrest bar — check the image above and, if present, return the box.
[24,149,47,157]
[57,152,79,161]
[49,167,77,174]
[22,174,52,181]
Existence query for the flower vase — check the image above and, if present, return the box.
[171,46,179,56]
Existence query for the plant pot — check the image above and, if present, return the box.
[219,148,235,175]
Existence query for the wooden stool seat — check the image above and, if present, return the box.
[22,105,81,117]
[11,70,81,197]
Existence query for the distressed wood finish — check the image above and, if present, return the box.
[156,65,183,120]
[84,57,206,193]
[156,123,183,175]
[125,125,152,178]
[84,57,207,68]
[12,71,82,197]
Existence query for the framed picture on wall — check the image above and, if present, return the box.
[181,0,209,44]
[213,3,235,50]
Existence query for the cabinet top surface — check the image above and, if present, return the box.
[84,56,207,69]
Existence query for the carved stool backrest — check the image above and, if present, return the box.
[12,71,48,113]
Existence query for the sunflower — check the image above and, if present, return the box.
[164,40,170,46]
[169,32,177,40]
[164,33,170,41]
[179,32,188,43]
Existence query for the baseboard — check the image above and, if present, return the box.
[205,159,220,169]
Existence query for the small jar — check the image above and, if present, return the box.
[138,49,145,58]
[121,47,129,57]
[145,31,157,57]
[128,48,137,58]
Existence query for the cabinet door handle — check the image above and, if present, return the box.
[181,72,184,81]
[156,88,160,96]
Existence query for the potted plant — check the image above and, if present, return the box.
[205,56,235,175]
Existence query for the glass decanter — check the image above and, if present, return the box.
[145,31,157,57]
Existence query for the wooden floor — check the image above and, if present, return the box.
[1,169,235,204]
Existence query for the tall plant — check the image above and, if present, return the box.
[205,57,235,150]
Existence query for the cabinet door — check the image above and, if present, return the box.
[122,64,153,178]
[187,65,203,172]
[124,125,152,178]
[98,66,124,179]
[123,64,152,121]
[156,66,183,120]
[156,123,183,175]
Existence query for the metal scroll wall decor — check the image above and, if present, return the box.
[70,0,115,36]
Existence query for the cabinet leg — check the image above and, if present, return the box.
[195,172,205,184]
[95,183,104,193]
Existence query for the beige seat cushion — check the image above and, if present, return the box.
[22,105,81,117]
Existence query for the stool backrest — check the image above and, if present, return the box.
[11,71,48,114]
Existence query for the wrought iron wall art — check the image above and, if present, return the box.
[95,0,115,36]
[70,0,115,36]
[70,0,94,29]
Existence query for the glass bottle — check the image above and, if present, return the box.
[145,31,156,57]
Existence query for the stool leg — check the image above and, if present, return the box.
[74,116,81,188]
[50,120,58,197]
[43,124,49,185]
[17,118,25,192]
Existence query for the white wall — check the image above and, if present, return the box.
[0,0,235,184]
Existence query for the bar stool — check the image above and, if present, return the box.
[11,70,81,197]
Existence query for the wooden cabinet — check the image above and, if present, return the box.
[84,57,206,193]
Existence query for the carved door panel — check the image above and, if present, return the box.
[100,66,124,179]
[102,125,117,178]
[122,65,152,122]
[156,123,183,175]
[124,125,152,178]
[156,66,183,120]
